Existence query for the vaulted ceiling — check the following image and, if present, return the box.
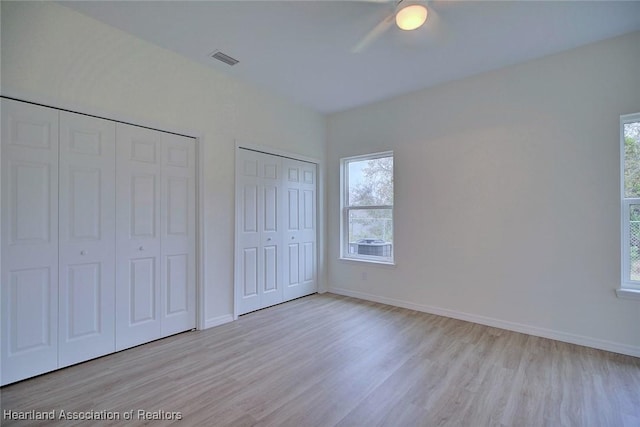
[61,1,640,114]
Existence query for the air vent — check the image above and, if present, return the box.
[210,50,239,66]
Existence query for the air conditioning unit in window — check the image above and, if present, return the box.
[355,239,392,257]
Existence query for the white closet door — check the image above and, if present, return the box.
[115,124,162,351]
[58,112,116,367]
[260,153,284,308]
[1,99,59,385]
[161,134,196,336]
[236,149,284,315]
[282,158,317,301]
[236,150,262,315]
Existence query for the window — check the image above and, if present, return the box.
[341,152,394,264]
[620,112,640,298]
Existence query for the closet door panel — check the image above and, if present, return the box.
[299,163,317,294]
[260,154,283,308]
[9,162,51,243]
[7,268,51,352]
[236,150,264,315]
[282,159,300,299]
[115,124,162,351]
[1,99,59,386]
[166,255,188,314]
[58,112,116,367]
[235,150,285,314]
[161,134,195,337]
[282,158,317,301]
[287,243,300,286]
[130,257,157,322]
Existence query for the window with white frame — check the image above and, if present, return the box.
[621,112,640,297]
[341,152,394,263]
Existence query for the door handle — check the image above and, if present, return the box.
[139,246,144,251]
[80,250,87,256]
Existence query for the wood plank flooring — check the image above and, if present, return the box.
[2,293,639,426]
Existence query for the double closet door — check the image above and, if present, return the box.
[235,148,317,315]
[0,98,196,386]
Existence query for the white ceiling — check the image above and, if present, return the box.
[61,1,640,114]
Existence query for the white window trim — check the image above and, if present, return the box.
[619,112,640,300]
[340,151,395,265]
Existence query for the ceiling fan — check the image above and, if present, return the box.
[352,0,435,53]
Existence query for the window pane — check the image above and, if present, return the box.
[348,156,393,206]
[347,209,393,257]
[624,121,640,198]
[630,205,640,281]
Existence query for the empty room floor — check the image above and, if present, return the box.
[2,293,639,426]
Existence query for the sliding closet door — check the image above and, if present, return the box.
[236,149,284,315]
[115,124,162,351]
[58,112,116,367]
[1,99,59,385]
[161,134,196,336]
[282,158,317,301]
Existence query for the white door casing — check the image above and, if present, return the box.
[58,111,116,367]
[1,99,60,385]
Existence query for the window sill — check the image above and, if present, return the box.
[616,288,640,300]
[339,256,396,267]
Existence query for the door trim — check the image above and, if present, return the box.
[234,141,324,319]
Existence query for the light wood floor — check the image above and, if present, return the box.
[2,293,639,426]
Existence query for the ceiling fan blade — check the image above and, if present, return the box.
[352,14,395,53]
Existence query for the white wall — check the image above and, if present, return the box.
[1,1,326,326]
[328,31,640,356]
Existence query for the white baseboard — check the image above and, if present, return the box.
[204,314,234,329]
[329,287,640,358]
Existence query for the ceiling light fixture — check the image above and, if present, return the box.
[395,1,428,31]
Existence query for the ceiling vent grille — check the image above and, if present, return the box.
[210,50,239,66]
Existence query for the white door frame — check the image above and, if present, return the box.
[234,141,324,320]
